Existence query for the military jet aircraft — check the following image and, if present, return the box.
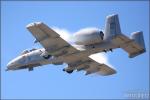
[6,14,146,76]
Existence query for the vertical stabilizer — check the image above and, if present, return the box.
[104,14,121,40]
[131,31,146,51]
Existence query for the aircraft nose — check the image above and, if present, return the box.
[6,62,13,71]
[6,56,26,71]
[6,61,16,71]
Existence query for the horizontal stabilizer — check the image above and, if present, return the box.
[112,31,146,58]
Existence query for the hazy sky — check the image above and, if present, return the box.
[1,1,149,99]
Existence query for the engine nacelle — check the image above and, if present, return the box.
[74,28,104,45]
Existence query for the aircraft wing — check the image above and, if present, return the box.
[66,57,116,76]
[26,22,77,56]
[85,58,116,75]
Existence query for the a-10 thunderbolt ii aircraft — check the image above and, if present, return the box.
[6,14,146,76]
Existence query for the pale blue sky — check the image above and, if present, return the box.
[1,1,149,99]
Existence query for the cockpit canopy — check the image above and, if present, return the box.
[20,48,37,55]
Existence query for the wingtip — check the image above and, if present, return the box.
[107,14,118,19]
[26,22,43,28]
